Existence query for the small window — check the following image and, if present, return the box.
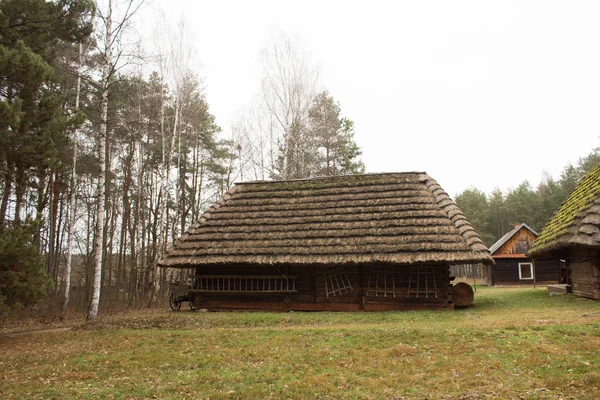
[519,262,533,280]
[517,240,529,253]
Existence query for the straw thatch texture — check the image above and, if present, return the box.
[529,163,600,258]
[159,172,493,268]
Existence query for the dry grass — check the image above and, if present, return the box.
[1,287,600,399]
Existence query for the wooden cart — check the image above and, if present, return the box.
[168,283,196,311]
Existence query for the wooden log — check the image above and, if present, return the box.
[452,282,474,307]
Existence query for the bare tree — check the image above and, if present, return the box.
[148,14,197,305]
[231,103,281,182]
[62,42,84,313]
[88,0,145,320]
[259,33,320,179]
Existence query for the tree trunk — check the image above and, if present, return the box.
[0,160,13,225]
[87,0,113,321]
[14,162,26,224]
[62,42,81,312]
[53,190,64,285]
[47,170,56,277]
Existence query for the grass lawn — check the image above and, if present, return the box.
[1,286,600,399]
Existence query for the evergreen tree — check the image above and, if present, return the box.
[577,147,600,176]
[0,0,93,225]
[0,0,93,310]
[505,181,542,231]
[275,119,320,179]
[307,91,364,177]
[487,188,507,242]
[455,188,493,245]
[537,176,564,228]
[335,118,365,175]
[0,221,53,311]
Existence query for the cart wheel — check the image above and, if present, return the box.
[189,295,197,311]
[169,293,181,311]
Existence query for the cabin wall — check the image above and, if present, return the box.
[191,264,453,311]
[495,228,537,255]
[492,258,560,285]
[567,249,600,300]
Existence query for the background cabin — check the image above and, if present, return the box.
[159,172,493,311]
[529,164,600,299]
[488,223,562,286]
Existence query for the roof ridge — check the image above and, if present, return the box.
[159,171,494,268]
[489,223,538,255]
[236,172,427,186]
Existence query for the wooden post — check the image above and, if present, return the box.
[358,265,365,310]
[310,266,316,303]
[532,260,537,288]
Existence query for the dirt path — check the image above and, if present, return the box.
[0,326,75,337]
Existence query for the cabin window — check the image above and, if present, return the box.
[517,240,529,254]
[518,262,533,280]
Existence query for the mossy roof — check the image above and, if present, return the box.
[529,163,600,258]
[158,172,494,268]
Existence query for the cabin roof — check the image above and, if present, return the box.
[158,172,494,268]
[529,163,600,258]
[489,223,538,255]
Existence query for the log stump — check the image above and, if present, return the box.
[452,282,474,307]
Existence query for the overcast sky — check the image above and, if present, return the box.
[145,0,600,197]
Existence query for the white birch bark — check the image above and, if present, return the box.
[87,0,113,321]
[62,42,83,313]
[259,34,319,178]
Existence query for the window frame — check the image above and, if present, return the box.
[518,262,534,280]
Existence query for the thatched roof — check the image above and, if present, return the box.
[158,172,493,268]
[529,163,600,259]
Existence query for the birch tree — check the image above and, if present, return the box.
[259,33,319,179]
[62,42,83,313]
[0,0,93,310]
[146,15,201,304]
[88,0,144,320]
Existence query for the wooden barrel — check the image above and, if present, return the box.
[452,282,474,307]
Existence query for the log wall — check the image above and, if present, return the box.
[568,249,600,299]
[491,258,561,285]
[191,263,453,311]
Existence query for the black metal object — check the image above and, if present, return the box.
[168,283,194,311]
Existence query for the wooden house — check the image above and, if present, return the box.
[488,223,562,285]
[158,172,493,311]
[528,164,600,299]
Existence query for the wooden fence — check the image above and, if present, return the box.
[450,264,491,285]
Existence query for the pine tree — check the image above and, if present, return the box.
[0,0,93,225]
[455,188,493,245]
[487,188,507,242]
[308,91,364,177]
[0,221,53,311]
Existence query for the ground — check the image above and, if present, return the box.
[1,287,600,399]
